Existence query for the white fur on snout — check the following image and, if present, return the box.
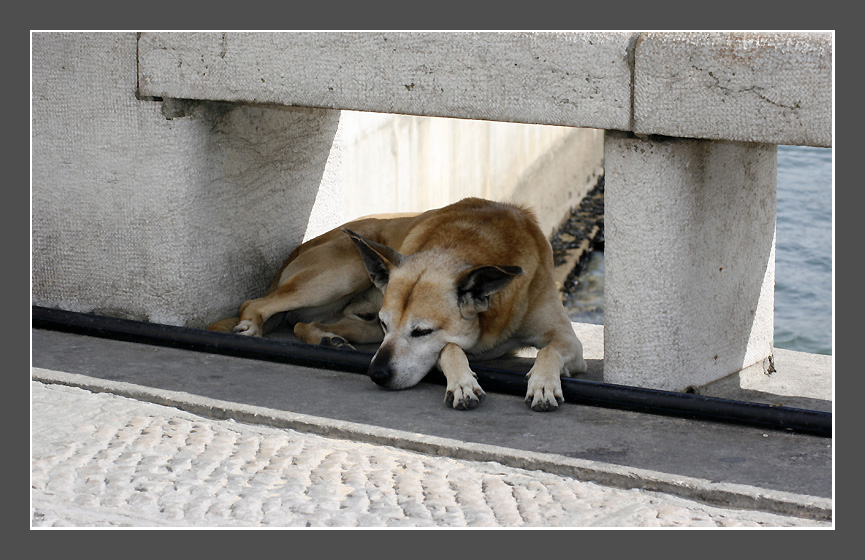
[377,334,445,390]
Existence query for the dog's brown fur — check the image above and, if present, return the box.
[207,198,586,411]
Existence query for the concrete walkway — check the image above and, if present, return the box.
[30,327,833,528]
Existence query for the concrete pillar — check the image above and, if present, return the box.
[604,131,776,391]
[31,33,345,328]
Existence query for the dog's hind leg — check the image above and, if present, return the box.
[234,241,372,337]
[293,286,384,348]
[235,274,368,337]
[206,317,242,332]
[208,312,286,334]
[294,316,384,349]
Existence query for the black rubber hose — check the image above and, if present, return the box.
[31,306,831,437]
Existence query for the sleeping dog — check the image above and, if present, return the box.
[207,198,586,411]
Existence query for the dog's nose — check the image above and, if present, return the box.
[368,361,393,386]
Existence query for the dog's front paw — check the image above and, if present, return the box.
[233,320,261,337]
[524,374,564,412]
[444,378,486,411]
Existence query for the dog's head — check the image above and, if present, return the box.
[344,228,522,390]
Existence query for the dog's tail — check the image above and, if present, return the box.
[205,317,240,332]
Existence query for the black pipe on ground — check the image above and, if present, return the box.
[31,306,831,437]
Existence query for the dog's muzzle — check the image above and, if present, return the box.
[368,344,435,389]
[368,360,393,387]
[368,348,396,388]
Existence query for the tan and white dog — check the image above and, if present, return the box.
[207,198,586,411]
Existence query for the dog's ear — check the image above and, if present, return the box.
[456,265,523,317]
[343,228,404,291]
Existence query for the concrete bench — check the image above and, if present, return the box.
[33,31,832,393]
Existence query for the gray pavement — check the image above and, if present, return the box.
[30,326,833,528]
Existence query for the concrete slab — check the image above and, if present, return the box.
[30,380,829,527]
[31,327,832,518]
[138,32,634,130]
[634,32,832,147]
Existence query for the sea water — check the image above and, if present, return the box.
[565,145,833,356]
[774,145,833,355]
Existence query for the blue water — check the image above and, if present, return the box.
[774,146,833,355]
[565,145,833,356]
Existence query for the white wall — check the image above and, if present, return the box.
[339,111,603,236]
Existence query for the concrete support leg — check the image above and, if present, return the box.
[31,33,345,329]
[603,132,776,392]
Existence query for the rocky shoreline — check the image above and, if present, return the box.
[550,175,605,299]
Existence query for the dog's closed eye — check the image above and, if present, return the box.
[410,327,435,338]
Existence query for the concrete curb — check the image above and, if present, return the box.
[32,367,832,522]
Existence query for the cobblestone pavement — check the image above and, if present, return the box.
[31,382,830,528]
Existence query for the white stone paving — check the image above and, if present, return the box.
[31,382,830,528]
